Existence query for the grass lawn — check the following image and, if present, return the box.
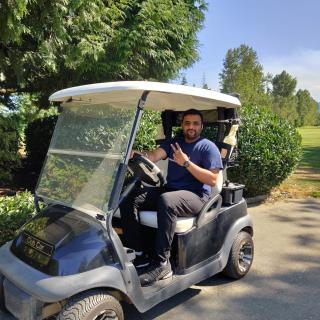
[274,126,320,199]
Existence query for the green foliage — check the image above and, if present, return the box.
[0,114,20,182]
[12,94,58,141]
[272,71,297,97]
[219,44,271,107]
[219,45,319,127]
[36,105,136,209]
[272,95,299,125]
[37,154,116,209]
[228,105,302,196]
[0,192,36,246]
[25,115,58,170]
[1,0,206,109]
[134,109,162,150]
[296,90,319,126]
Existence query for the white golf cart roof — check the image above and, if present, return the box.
[49,81,241,110]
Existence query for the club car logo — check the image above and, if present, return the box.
[23,233,54,257]
[25,236,45,251]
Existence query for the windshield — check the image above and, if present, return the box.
[37,102,136,214]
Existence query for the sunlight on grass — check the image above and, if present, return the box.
[297,127,320,169]
[272,126,320,199]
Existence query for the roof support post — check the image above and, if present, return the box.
[217,107,225,142]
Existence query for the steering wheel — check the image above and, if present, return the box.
[128,154,165,187]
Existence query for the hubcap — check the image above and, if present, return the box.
[94,310,118,320]
[238,242,253,273]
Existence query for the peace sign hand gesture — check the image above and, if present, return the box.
[170,143,189,166]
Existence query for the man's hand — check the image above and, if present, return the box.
[130,148,167,163]
[130,150,141,159]
[170,143,189,166]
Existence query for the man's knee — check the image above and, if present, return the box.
[157,193,176,212]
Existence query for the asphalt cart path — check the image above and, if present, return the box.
[1,199,319,319]
[124,198,320,320]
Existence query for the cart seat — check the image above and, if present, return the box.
[138,169,223,233]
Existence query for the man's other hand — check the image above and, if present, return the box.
[170,143,189,166]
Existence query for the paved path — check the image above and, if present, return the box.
[124,198,320,320]
[1,199,319,319]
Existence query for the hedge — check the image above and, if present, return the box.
[228,104,302,196]
[0,114,20,183]
[0,192,36,246]
[25,115,58,171]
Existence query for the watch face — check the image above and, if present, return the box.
[184,160,190,168]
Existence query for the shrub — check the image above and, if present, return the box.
[25,115,58,171]
[134,110,162,150]
[0,114,20,183]
[228,105,302,196]
[0,192,36,246]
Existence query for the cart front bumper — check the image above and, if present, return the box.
[1,276,43,320]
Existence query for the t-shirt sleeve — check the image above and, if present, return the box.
[203,143,223,170]
[159,139,172,158]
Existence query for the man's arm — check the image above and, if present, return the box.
[132,147,167,163]
[171,142,220,187]
[186,164,219,187]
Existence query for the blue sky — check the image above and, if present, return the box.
[182,0,320,101]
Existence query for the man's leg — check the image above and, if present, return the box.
[119,186,162,252]
[139,190,206,286]
[156,190,206,262]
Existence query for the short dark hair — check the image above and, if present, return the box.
[181,109,203,123]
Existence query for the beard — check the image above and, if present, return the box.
[184,129,200,140]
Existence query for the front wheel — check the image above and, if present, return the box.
[57,290,124,320]
[223,231,254,279]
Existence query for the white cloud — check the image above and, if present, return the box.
[262,49,320,101]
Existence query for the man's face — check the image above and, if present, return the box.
[181,114,203,142]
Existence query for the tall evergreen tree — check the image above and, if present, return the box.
[0,0,207,109]
[272,71,297,97]
[271,71,298,124]
[219,44,270,106]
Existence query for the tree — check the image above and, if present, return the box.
[0,0,207,109]
[271,71,298,124]
[181,75,188,85]
[219,44,270,107]
[202,73,209,89]
[296,89,319,126]
[272,71,297,97]
[272,95,298,124]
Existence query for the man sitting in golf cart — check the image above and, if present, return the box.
[120,108,223,286]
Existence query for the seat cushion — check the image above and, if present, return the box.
[139,211,195,233]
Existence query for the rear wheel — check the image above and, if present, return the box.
[57,290,123,320]
[223,231,254,279]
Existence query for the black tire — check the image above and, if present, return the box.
[223,231,254,279]
[57,290,124,320]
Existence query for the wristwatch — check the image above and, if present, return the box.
[183,160,191,168]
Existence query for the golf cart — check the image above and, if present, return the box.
[0,81,253,320]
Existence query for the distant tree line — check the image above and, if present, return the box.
[183,44,319,126]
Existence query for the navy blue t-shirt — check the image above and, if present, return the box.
[160,137,223,196]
